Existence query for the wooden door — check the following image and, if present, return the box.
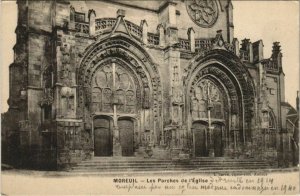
[213,124,223,157]
[193,122,208,157]
[118,119,134,156]
[94,118,112,156]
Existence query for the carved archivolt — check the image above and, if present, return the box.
[185,49,255,122]
[190,78,228,120]
[190,66,239,116]
[77,36,162,119]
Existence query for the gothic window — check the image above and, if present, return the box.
[191,79,224,120]
[92,63,137,114]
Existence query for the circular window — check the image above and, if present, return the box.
[186,0,219,28]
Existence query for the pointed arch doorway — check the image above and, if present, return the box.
[92,61,138,157]
[191,78,228,157]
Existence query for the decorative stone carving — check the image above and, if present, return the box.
[40,88,54,106]
[143,87,150,109]
[78,37,162,120]
[91,63,137,114]
[60,44,72,86]
[185,50,255,123]
[191,78,226,120]
[186,0,219,28]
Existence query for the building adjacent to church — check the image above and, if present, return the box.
[2,0,299,169]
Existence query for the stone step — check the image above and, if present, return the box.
[76,162,269,167]
[77,162,268,167]
[81,158,266,163]
[72,165,270,171]
[74,161,270,166]
[71,166,271,173]
[69,157,273,173]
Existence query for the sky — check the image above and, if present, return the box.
[0,1,299,113]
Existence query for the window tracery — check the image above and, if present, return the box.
[91,63,136,114]
[191,79,225,120]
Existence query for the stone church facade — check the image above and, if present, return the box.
[2,0,299,169]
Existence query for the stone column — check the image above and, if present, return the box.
[112,125,122,156]
[112,62,122,156]
[207,101,215,157]
[228,114,238,157]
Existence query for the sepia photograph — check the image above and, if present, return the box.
[1,0,299,195]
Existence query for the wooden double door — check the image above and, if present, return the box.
[94,117,134,157]
[193,122,224,157]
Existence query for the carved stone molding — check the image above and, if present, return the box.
[185,49,255,123]
[77,36,162,119]
[190,66,239,115]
